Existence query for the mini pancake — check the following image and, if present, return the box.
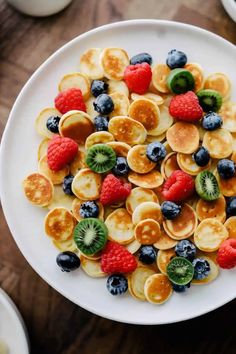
[106,141,131,157]
[185,195,199,210]
[128,170,164,189]
[109,92,130,118]
[53,238,77,252]
[166,122,200,154]
[153,228,177,250]
[128,267,156,301]
[204,72,231,100]
[163,203,198,240]
[197,125,206,141]
[125,239,141,254]
[161,152,179,180]
[148,106,173,136]
[132,201,163,225]
[134,219,161,245]
[59,110,94,144]
[184,63,204,92]
[105,208,134,244]
[163,94,174,107]
[127,145,156,174]
[192,256,219,285]
[217,171,236,197]
[196,194,226,222]
[126,187,158,215]
[131,92,164,106]
[48,185,75,211]
[163,141,173,155]
[128,98,160,132]
[58,72,90,100]
[152,64,171,93]
[224,217,236,238]
[108,79,129,96]
[23,173,53,207]
[79,250,102,261]
[104,206,115,220]
[157,248,176,274]
[37,138,49,161]
[202,128,233,159]
[100,47,129,80]
[108,116,147,145]
[80,256,106,278]
[69,149,87,175]
[85,131,114,149]
[38,155,69,185]
[146,132,166,143]
[231,133,236,151]
[85,97,97,121]
[44,207,76,241]
[72,198,104,221]
[177,152,211,176]
[219,102,236,133]
[35,107,61,138]
[194,218,228,252]
[144,273,173,304]
[79,48,104,80]
[72,168,102,200]
[152,186,165,205]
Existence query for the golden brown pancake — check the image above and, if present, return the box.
[72,198,104,221]
[128,267,156,301]
[166,122,199,154]
[100,47,129,80]
[85,131,114,149]
[38,155,69,185]
[203,128,233,159]
[106,141,131,157]
[128,98,160,131]
[161,152,179,179]
[108,116,147,145]
[44,207,76,241]
[128,170,164,189]
[58,72,90,100]
[152,64,171,93]
[157,249,176,275]
[134,219,161,244]
[196,195,226,222]
[23,173,53,207]
[132,201,163,225]
[144,274,173,304]
[127,145,156,174]
[224,217,236,239]
[184,63,204,92]
[105,208,134,244]
[126,187,158,215]
[72,168,102,200]
[79,48,104,80]
[204,72,231,100]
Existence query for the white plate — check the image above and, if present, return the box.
[0,20,236,325]
[0,289,29,353]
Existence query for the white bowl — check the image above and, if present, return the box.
[0,20,236,325]
[221,0,236,22]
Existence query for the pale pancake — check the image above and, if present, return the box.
[184,63,204,92]
[127,145,156,174]
[106,141,131,157]
[125,239,141,254]
[79,250,102,261]
[80,256,106,277]
[79,48,104,80]
[153,228,177,250]
[134,219,161,244]
[215,170,236,197]
[37,138,49,161]
[224,216,236,239]
[53,238,77,252]
[204,72,231,100]
[166,122,199,154]
[126,187,158,215]
[196,195,226,222]
[132,201,163,225]
[203,128,233,159]
[85,131,114,149]
[219,102,236,132]
[108,79,129,96]
[128,98,160,131]
[109,92,130,118]
[100,47,129,80]
[108,116,147,145]
[192,256,219,285]
[177,152,211,176]
[58,72,90,100]
[48,185,75,211]
[35,107,61,138]
[152,64,171,93]
[105,208,134,244]
[44,207,76,241]
[38,155,69,185]
[23,173,53,207]
[72,198,104,221]
[85,96,97,121]
[157,248,175,274]
[161,152,179,180]
[144,274,173,304]
[128,170,164,189]
[128,267,156,301]
[131,92,164,105]
[72,168,102,200]
[146,132,166,143]
[69,148,87,175]
[148,105,173,136]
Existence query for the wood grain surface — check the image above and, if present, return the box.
[0,0,236,353]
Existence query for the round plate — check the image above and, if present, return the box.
[0,20,236,324]
[0,289,29,353]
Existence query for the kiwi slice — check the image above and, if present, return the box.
[195,170,220,201]
[197,89,222,112]
[167,68,195,94]
[74,218,108,255]
[86,144,116,173]
[167,257,194,285]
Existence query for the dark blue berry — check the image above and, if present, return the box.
[166,49,187,69]
[80,201,99,218]
[91,80,108,98]
[106,274,128,295]
[93,94,114,115]
[146,142,167,163]
[130,52,152,65]
[46,116,60,133]
[112,157,129,176]
[175,240,196,261]
[56,251,80,272]
[226,197,236,216]
[94,115,109,131]
[139,246,157,265]
[63,175,74,195]
[161,201,181,220]
[172,282,190,293]
[193,147,210,167]
[202,112,223,131]
[192,258,210,280]
[217,159,236,179]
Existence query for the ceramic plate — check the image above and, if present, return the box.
[0,20,236,324]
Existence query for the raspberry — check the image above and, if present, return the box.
[101,241,137,273]
[55,88,86,114]
[100,174,131,206]
[169,91,203,121]
[47,135,78,171]
[124,63,152,94]
[162,170,195,202]
[217,239,236,269]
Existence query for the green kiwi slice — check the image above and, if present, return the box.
[167,257,194,285]
[167,68,195,94]
[74,218,108,255]
[195,170,220,201]
[86,144,116,173]
[197,89,222,112]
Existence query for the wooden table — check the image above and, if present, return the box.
[0,0,236,353]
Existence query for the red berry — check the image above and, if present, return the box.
[47,135,78,171]
[124,63,152,94]
[169,91,203,122]
[217,238,236,269]
[55,88,86,114]
[101,241,137,273]
[100,174,131,206]
[162,170,195,202]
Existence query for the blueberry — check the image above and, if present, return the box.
[172,282,190,293]
[112,157,129,176]
[80,201,99,218]
[217,159,236,179]
[130,52,152,65]
[192,258,210,280]
[94,115,109,131]
[166,49,187,69]
[226,197,236,216]
[193,147,210,167]
[175,240,196,261]
[91,80,108,98]
[46,116,61,133]
[139,246,157,265]
[146,142,167,163]
[93,94,114,115]
[63,175,74,195]
[202,112,223,131]
[106,274,128,295]
[56,251,80,272]
[161,201,181,220]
